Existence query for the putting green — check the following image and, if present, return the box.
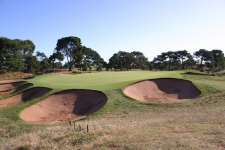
[28,71,185,91]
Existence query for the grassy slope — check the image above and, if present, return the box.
[0,71,225,149]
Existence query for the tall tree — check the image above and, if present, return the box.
[176,50,192,69]
[131,51,149,69]
[0,37,35,72]
[24,56,39,73]
[108,51,134,70]
[55,36,81,71]
[194,49,211,70]
[151,51,195,70]
[80,47,105,71]
[211,50,225,71]
[49,51,64,70]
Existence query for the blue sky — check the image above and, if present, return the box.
[1,0,225,61]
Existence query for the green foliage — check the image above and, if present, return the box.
[55,36,82,71]
[0,37,35,72]
[80,47,105,71]
[108,51,149,70]
[152,50,194,70]
[194,49,225,72]
[55,36,106,71]
[24,56,39,73]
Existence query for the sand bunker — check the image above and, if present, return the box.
[123,78,201,103]
[0,80,32,96]
[0,81,26,92]
[0,87,51,107]
[20,89,107,123]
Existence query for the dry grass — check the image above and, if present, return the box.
[1,92,225,150]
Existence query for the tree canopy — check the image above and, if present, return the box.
[108,51,150,70]
[0,37,35,72]
[152,50,194,70]
[55,36,82,71]
[55,36,105,71]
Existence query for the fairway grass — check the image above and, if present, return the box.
[0,71,225,149]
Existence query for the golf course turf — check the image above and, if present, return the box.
[123,78,201,103]
[0,70,224,149]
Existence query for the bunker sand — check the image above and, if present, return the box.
[123,78,201,103]
[0,81,26,95]
[0,87,51,107]
[20,89,107,124]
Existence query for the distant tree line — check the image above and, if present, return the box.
[0,36,106,73]
[152,49,225,72]
[0,36,224,74]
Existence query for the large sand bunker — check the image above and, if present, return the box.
[0,87,51,107]
[123,78,201,103]
[20,89,107,123]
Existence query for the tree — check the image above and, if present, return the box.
[130,51,149,69]
[35,51,51,73]
[151,50,195,70]
[183,54,196,69]
[24,56,39,73]
[176,50,192,69]
[108,51,133,70]
[36,51,47,61]
[211,50,224,71]
[55,36,81,71]
[194,49,212,71]
[152,51,178,70]
[49,51,64,70]
[79,47,105,71]
[0,37,35,72]
[19,40,35,58]
[194,49,224,72]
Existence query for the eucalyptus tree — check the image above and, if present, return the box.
[55,36,82,71]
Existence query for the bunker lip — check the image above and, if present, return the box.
[123,78,201,103]
[20,89,107,124]
[0,87,52,107]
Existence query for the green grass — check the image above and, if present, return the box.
[0,70,225,149]
[28,71,184,91]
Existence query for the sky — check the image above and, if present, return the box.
[0,0,225,61]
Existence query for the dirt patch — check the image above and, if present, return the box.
[123,78,201,103]
[20,89,107,123]
[0,87,52,107]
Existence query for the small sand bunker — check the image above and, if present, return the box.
[0,80,26,92]
[20,89,107,123]
[0,87,51,107]
[123,78,201,103]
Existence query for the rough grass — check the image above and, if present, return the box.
[0,70,225,150]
